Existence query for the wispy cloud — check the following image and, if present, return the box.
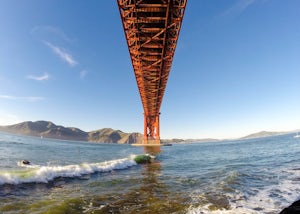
[0,95,15,100]
[44,41,77,66]
[0,95,45,102]
[27,72,49,81]
[221,0,256,18]
[80,70,88,79]
[31,25,75,43]
[27,97,45,102]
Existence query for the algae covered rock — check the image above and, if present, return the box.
[134,154,154,164]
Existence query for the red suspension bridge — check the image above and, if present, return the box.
[117,0,187,145]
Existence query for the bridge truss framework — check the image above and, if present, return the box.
[117,0,187,144]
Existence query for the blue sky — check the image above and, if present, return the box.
[0,0,300,139]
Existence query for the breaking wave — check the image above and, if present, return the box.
[0,156,137,185]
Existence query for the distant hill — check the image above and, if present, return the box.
[87,128,143,144]
[0,121,294,144]
[240,131,287,140]
[0,121,143,144]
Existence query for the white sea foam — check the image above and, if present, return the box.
[186,167,300,214]
[186,204,261,214]
[0,156,137,185]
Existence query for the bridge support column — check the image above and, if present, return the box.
[144,113,160,145]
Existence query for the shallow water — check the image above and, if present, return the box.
[1,132,300,213]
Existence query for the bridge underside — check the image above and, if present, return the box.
[117,0,187,144]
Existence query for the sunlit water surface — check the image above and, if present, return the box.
[1,132,300,213]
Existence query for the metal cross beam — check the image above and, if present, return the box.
[117,0,187,144]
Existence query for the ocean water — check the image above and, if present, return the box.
[1,132,300,213]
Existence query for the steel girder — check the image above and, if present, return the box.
[117,0,187,141]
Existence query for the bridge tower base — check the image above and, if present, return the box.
[143,113,161,145]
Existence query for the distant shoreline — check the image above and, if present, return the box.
[0,120,297,144]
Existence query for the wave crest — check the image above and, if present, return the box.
[0,156,137,185]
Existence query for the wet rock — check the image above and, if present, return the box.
[22,160,30,165]
[280,200,300,214]
[134,154,153,164]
